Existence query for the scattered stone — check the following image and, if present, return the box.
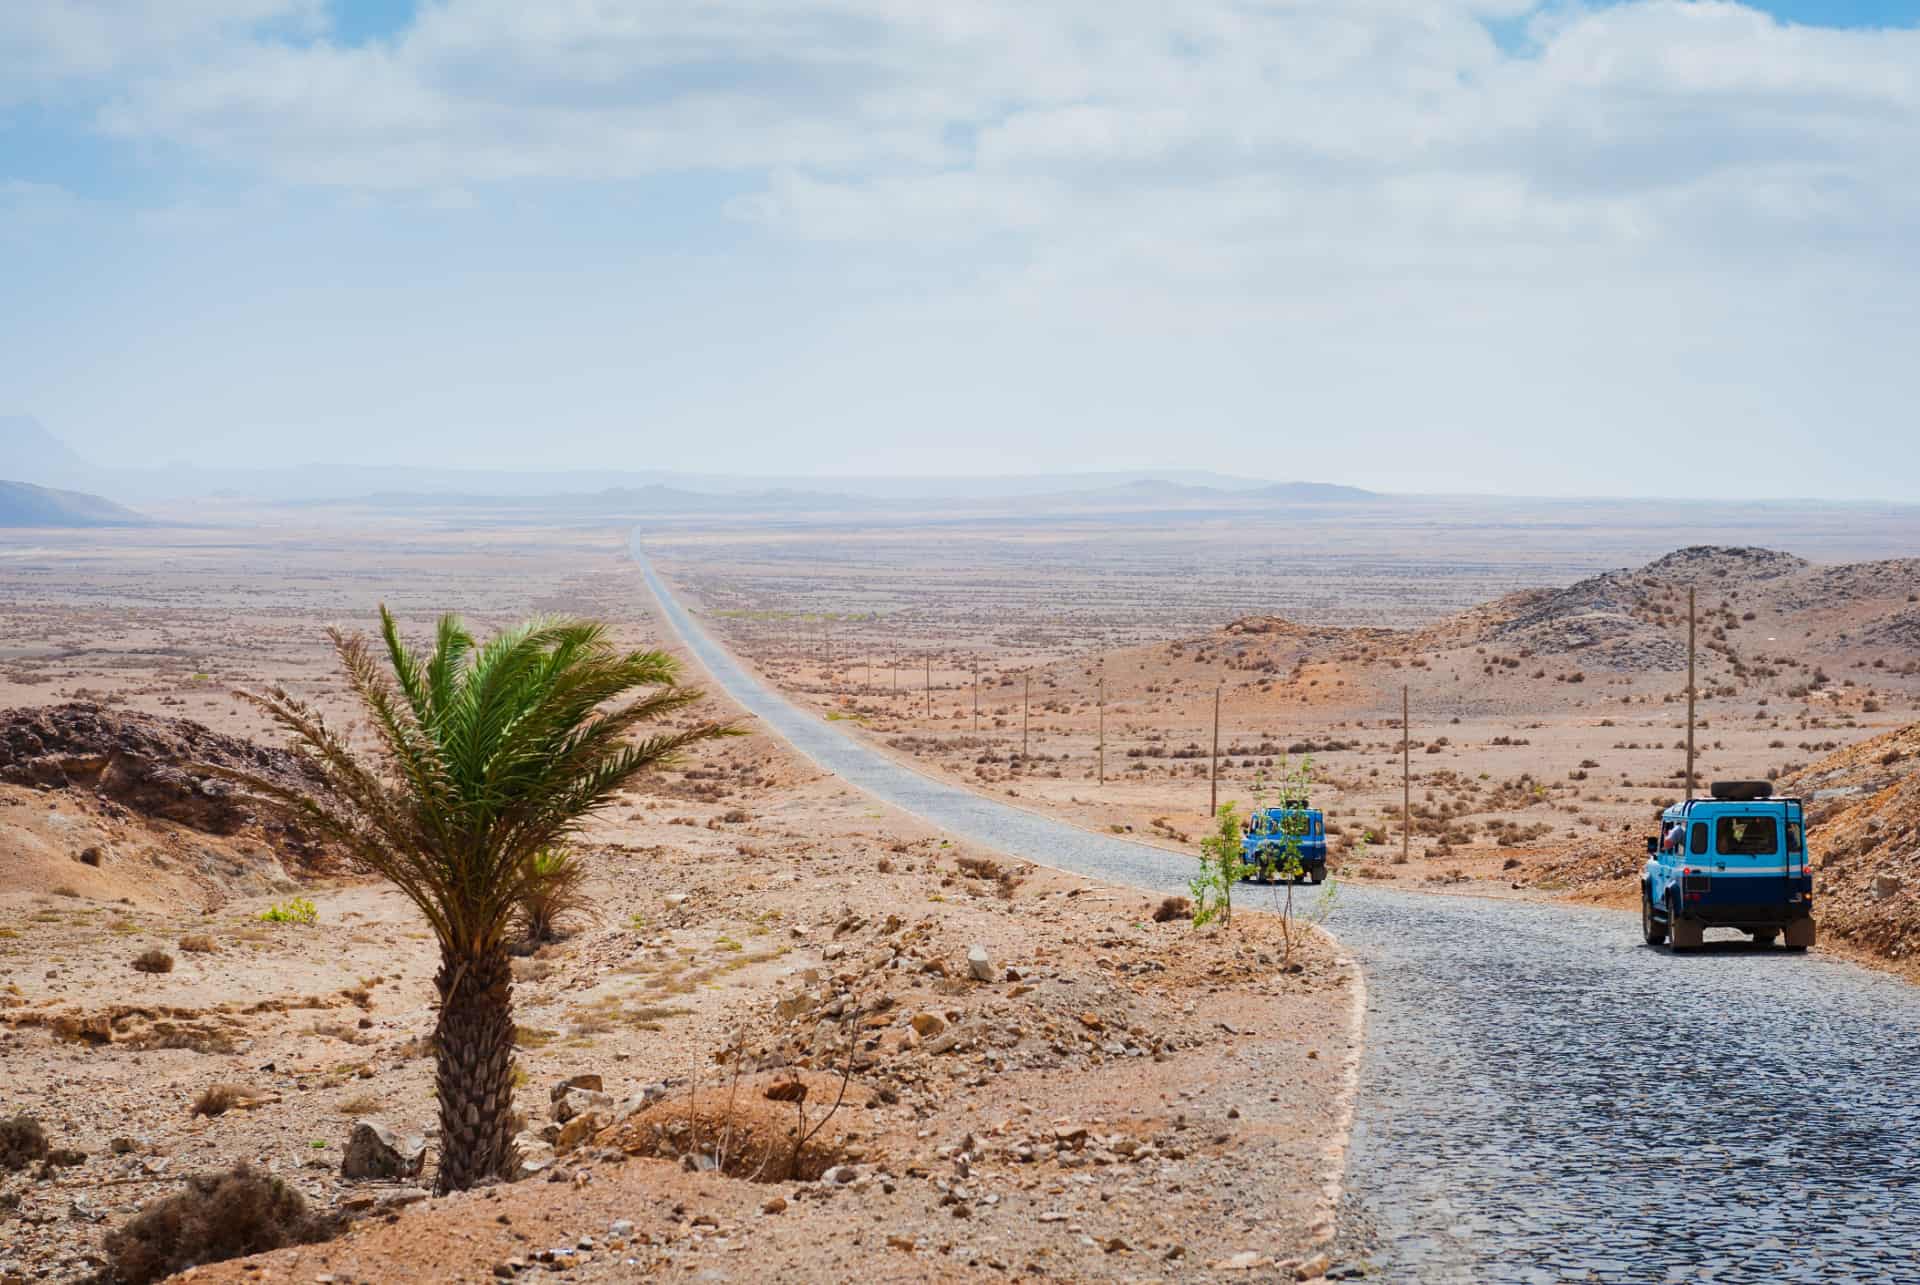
[911,1012,947,1038]
[340,1121,426,1181]
[555,1112,606,1154]
[553,1086,614,1124]
[550,1074,604,1101]
[966,945,994,981]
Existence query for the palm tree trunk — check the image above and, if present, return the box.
[432,945,516,1194]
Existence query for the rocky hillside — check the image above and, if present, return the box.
[1785,723,1920,966]
[1184,545,1920,692]
[0,702,338,907]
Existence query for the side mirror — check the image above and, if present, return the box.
[1646,837,1658,856]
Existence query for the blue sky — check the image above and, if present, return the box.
[4,1,1920,498]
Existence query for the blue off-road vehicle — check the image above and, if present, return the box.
[1240,806,1328,884]
[1642,781,1815,952]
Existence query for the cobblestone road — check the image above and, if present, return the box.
[636,538,1920,1283]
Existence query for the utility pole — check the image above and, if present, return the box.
[1402,685,1411,867]
[1686,587,1697,801]
[1022,670,1030,760]
[1209,682,1221,817]
[1097,667,1106,786]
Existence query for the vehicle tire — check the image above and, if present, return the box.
[1750,930,1779,945]
[1784,917,1815,952]
[1642,885,1667,946]
[1668,898,1704,952]
[1307,865,1325,886]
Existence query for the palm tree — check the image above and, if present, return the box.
[516,846,591,948]
[215,608,735,1193]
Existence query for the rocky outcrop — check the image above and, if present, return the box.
[0,703,328,846]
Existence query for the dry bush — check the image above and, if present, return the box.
[0,1116,48,1172]
[605,1070,871,1182]
[132,950,175,974]
[338,1093,382,1116]
[1151,896,1192,923]
[955,855,1003,881]
[101,1164,339,1285]
[190,1084,250,1118]
[511,957,556,983]
[177,934,218,954]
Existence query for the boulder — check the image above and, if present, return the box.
[555,1112,606,1155]
[615,1083,671,1120]
[552,1085,614,1124]
[965,945,994,982]
[549,1074,603,1102]
[341,1121,426,1180]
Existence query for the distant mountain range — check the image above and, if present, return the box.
[0,415,1383,510]
[0,478,149,527]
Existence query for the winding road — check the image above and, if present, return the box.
[633,537,1920,1283]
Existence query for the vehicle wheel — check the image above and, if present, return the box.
[1308,866,1325,886]
[1642,885,1667,946]
[1750,930,1779,945]
[1784,917,1815,951]
[1668,898,1703,952]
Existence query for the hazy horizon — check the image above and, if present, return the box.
[5,2,1920,501]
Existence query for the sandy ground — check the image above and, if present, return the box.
[0,515,1359,1283]
[655,536,1919,927]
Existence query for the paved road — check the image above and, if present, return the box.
[633,537,1920,1283]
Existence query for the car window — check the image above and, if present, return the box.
[1787,821,1803,853]
[1691,822,1709,854]
[1717,815,1778,856]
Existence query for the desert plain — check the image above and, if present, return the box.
[2,490,1918,1282]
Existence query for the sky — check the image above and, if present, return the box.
[2,1,1919,499]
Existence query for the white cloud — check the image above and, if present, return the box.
[0,1,323,103]
[27,0,1906,266]
[6,1,1920,497]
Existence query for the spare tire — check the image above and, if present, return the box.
[1710,780,1773,801]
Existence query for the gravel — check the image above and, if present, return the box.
[637,538,1920,1283]
[1336,888,1920,1283]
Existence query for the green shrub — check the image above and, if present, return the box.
[258,897,317,925]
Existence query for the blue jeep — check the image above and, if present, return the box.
[1240,807,1328,884]
[1642,781,1815,952]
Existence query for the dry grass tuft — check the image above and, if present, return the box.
[178,934,218,954]
[190,1084,251,1118]
[132,949,175,974]
[1151,895,1192,923]
[101,1163,339,1285]
[0,1116,49,1172]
